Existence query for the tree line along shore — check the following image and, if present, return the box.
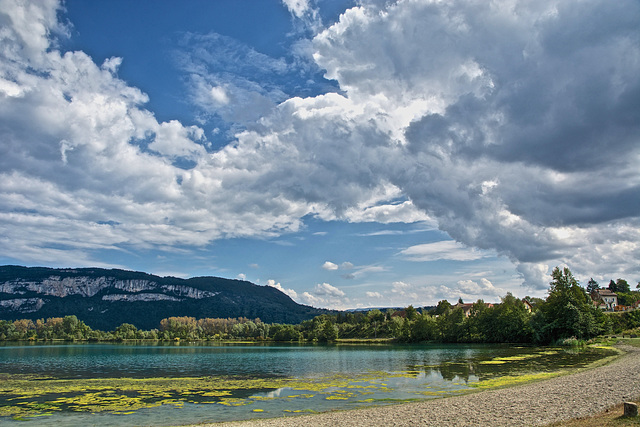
[2,267,640,345]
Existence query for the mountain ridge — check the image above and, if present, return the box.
[0,265,329,330]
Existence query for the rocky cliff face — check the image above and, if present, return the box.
[0,265,328,330]
[0,276,219,301]
[1,277,150,298]
[0,298,44,313]
[102,294,183,302]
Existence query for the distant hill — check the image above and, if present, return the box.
[0,266,330,330]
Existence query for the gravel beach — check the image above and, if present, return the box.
[200,344,640,427]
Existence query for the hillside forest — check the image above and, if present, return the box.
[2,267,640,345]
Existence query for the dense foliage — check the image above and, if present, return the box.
[0,316,272,341]
[1,267,638,344]
[529,267,609,343]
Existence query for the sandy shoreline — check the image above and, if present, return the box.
[191,344,640,427]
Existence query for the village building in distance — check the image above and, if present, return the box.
[451,291,639,317]
[590,288,640,312]
[592,289,618,311]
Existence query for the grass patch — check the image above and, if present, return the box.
[547,400,640,426]
[619,338,640,348]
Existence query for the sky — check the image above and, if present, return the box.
[0,0,639,310]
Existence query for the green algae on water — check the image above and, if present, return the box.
[0,371,411,419]
[470,371,563,389]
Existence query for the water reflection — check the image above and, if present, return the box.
[0,342,614,381]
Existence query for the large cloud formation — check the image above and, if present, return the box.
[0,0,638,289]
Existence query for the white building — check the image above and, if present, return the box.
[592,289,618,311]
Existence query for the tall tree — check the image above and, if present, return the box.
[367,309,385,338]
[531,267,608,344]
[412,313,437,342]
[468,299,490,342]
[437,307,465,342]
[433,300,452,316]
[616,278,630,293]
[586,278,600,294]
[319,320,338,342]
[483,293,532,343]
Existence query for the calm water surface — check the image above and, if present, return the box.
[0,342,616,426]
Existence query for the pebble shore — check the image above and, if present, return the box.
[196,344,640,427]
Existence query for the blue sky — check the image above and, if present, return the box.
[0,0,639,309]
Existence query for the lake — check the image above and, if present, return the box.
[0,342,617,426]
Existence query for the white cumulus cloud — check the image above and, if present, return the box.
[298,282,349,309]
[314,282,345,297]
[267,279,299,300]
[322,261,339,270]
[436,278,505,303]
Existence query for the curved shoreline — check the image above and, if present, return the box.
[199,344,640,427]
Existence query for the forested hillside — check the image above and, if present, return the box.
[0,266,330,329]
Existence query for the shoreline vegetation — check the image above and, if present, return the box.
[2,267,640,346]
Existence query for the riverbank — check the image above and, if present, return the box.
[200,343,640,427]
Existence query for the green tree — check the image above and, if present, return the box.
[389,316,404,338]
[532,267,608,344]
[467,299,489,341]
[399,318,412,342]
[59,315,91,340]
[433,300,452,316]
[483,293,532,343]
[412,313,437,342]
[367,309,385,338]
[114,323,138,340]
[0,321,17,340]
[62,315,79,336]
[608,280,617,292]
[160,316,197,339]
[13,319,35,339]
[319,321,338,342]
[271,324,302,341]
[616,292,636,307]
[438,306,465,342]
[616,279,630,293]
[405,305,417,321]
[586,278,600,294]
